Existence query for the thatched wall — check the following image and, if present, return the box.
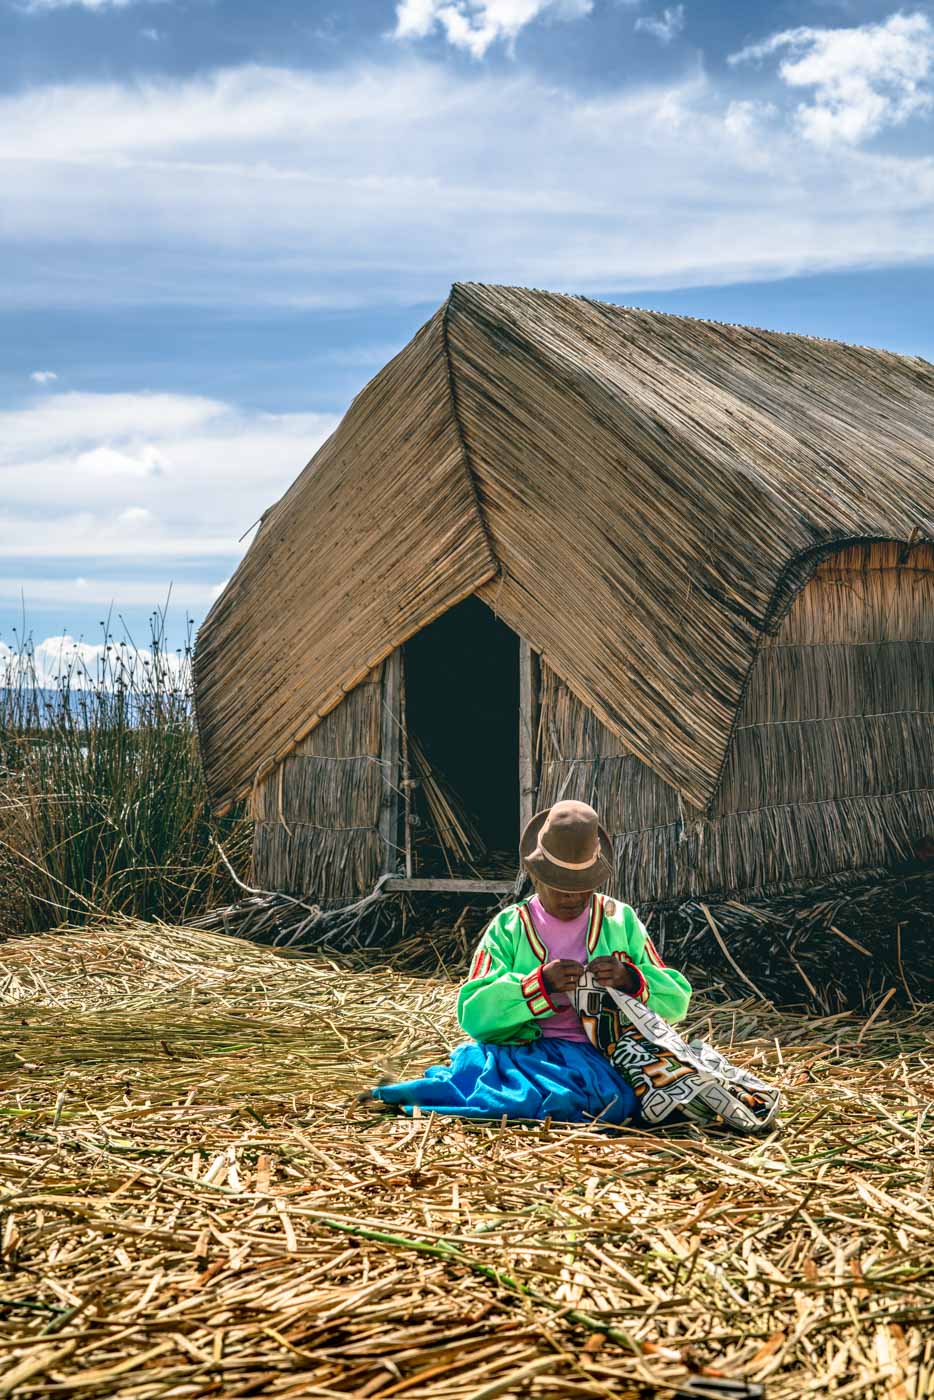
[251,667,386,902]
[538,541,933,903]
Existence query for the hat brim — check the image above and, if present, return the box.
[520,807,614,893]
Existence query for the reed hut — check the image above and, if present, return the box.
[194,284,933,972]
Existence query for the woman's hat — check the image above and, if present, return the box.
[520,800,613,892]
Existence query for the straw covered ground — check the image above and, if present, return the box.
[1,923,932,1400]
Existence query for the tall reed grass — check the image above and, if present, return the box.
[0,614,252,938]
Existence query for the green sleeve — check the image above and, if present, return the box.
[457,913,556,1044]
[618,906,692,1024]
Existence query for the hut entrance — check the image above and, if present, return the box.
[403,597,520,879]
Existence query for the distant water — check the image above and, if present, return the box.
[0,687,191,727]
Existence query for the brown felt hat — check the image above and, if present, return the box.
[520,800,613,893]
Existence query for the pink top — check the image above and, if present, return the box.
[529,895,591,1042]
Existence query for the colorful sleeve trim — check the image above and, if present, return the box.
[521,967,557,1018]
[518,902,547,961]
[644,935,667,968]
[587,895,605,954]
[469,946,493,980]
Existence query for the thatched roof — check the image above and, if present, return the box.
[195,283,934,814]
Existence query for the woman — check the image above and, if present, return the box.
[371,800,692,1125]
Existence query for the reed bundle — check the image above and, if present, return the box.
[410,738,487,872]
[654,867,934,1014]
[1,921,932,1399]
[187,889,499,962]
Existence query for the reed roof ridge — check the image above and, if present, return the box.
[441,290,499,579]
[449,280,932,365]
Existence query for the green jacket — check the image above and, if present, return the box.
[458,895,691,1045]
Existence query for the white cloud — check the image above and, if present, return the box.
[634,5,685,44]
[0,390,337,572]
[730,11,934,146]
[0,392,227,466]
[116,506,155,526]
[394,0,593,57]
[723,98,778,144]
[394,0,440,37]
[30,370,58,384]
[0,59,933,310]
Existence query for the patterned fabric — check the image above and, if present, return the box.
[572,970,781,1134]
[370,1037,639,1123]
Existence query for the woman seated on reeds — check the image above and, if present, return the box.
[371,801,691,1125]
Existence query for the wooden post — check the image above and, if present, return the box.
[385,878,514,894]
[399,655,414,879]
[379,650,403,875]
[518,640,538,830]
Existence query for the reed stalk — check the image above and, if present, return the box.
[0,614,251,937]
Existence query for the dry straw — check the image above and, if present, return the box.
[2,921,933,1398]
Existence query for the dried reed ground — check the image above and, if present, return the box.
[1,924,932,1399]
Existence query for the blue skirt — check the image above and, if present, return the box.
[371,1038,638,1124]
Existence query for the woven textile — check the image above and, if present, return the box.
[572,970,780,1134]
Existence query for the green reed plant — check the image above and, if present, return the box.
[0,613,252,936]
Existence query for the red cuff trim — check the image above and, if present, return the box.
[521,967,557,1017]
[609,950,649,1001]
[621,956,649,1002]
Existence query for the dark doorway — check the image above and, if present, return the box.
[403,597,519,877]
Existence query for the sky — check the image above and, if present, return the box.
[2,0,934,675]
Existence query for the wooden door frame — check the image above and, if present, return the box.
[379,649,403,876]
[378,634,537,895]
[518,638,539,831]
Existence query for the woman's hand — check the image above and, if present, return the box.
[588,956,637,992]
[541,959,586,993]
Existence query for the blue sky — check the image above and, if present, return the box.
[2,0,934,671]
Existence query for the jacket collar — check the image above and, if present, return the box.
[517,894,605,962]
